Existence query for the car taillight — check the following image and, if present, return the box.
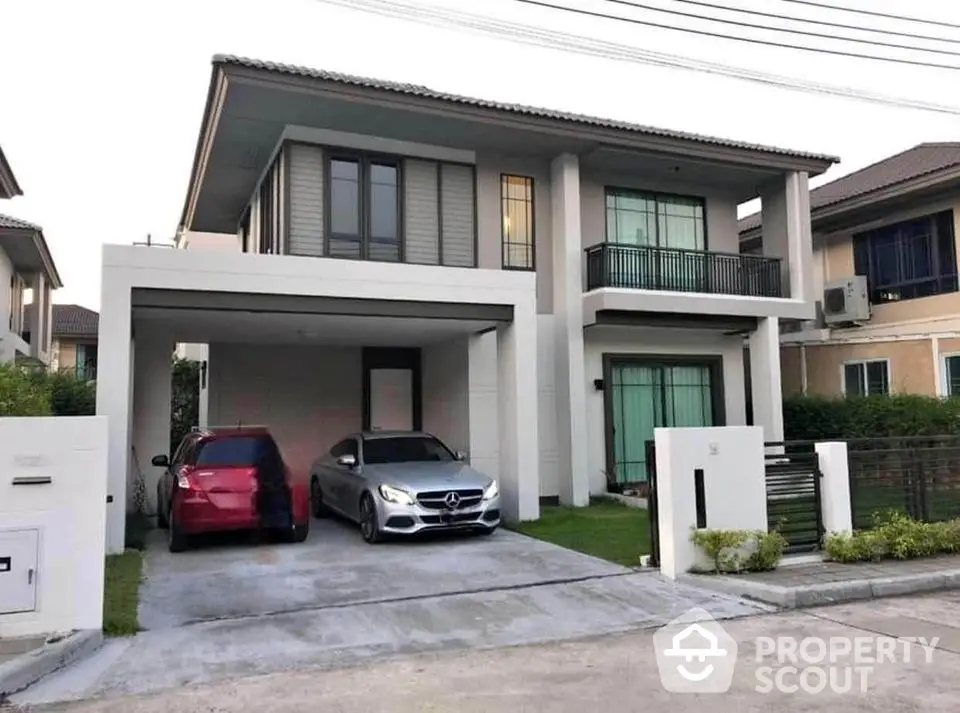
[177,467,200,490]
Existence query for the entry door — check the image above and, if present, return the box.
[0,529,39,615]
[609,362,717,485]
[369,369,414,431]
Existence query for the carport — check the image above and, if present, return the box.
[96,244,539,554]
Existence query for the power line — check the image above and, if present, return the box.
[596,0,960,57]
[777,0,960,31]
[656,0,960,45]
[315,0,960,115]
[512,0,960,70]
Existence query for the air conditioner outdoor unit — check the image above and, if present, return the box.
[822,276,870,325]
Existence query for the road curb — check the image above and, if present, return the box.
[679,567,960,610]
[0,629,103,698]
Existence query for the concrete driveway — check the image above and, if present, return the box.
[15,519,766,706]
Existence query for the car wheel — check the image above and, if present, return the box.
[359,493,383,544]
[156,488,168,529]
[310,477,327,519]
[287,519,310,543]
[167,508,188,553]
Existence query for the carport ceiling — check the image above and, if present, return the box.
[133,308,497,346]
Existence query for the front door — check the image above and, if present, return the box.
[608,359,720,486]
[369,368,414,431]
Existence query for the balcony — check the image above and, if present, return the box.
[584,243,784,298]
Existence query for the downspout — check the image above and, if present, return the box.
[800,343,808,395]
[932,335,942,397]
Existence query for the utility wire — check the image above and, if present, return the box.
[599,0,960,57]
[316,0,960,115]
[512,0,960,70]
[644,0,960,45]
[777,0,960,31]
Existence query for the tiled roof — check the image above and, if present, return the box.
[739,142,960,233]
[215,54,838,164]
[0,213,41,231]
[52,304,99,337]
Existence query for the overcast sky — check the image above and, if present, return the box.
[1,0,957,310]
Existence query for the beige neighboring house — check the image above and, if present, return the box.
[740,142,960,398]
[51,304,99,379]
[0,143,62,365]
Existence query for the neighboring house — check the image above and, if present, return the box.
[740,143,960,398]
[51,304,99,379]
[0,144,62,365]
[96,54,834,553]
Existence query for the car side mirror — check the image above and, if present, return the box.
[151,454,170,468]
[337,454,357,468]
[455,451,468,462]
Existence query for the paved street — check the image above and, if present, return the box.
[13,590,960,712]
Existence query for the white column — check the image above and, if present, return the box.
[815,441,853,535]
[749,317,785,444]
[132,330,174,519]
[497,297,540,522]
[550,153,589,506]
[27,272,46,361]
[761,171,813,303]
[95,269,132,554]
[467,330,499,482]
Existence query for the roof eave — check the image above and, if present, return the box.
[0,146,23,199]
[0,225,64,288]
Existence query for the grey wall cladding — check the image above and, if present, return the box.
[288,143,325,257]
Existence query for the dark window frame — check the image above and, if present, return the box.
[324,151,404,263]
[853,210,957,304]
[603,187,709,250]
[842,359,890,397]
[500,174,535,271]
[944,354,960,397]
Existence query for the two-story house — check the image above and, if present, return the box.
[96,55,835,553]
[50,304,99,379]
[0,144,61,365]
[740,143,960,398]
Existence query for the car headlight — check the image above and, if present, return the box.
[378,484,414,505]
[483,480,499,501]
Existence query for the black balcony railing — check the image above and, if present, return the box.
[584,242,784,298]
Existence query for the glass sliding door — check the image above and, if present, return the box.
[608,359,718,486]
[604,189,706,292]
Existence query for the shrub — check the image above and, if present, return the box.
[690,528,788,574]
[170,358,200,455]
[47,370,96,415]
[0,362,52,416]
[824,512,960,563]
[783,394,960,441]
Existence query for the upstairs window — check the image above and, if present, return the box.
[843,359,890,397]
[327,156,400,262]
[853,210,957,304]
[605,189,705,251]
[501,175,535,270]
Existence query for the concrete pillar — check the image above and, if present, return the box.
[655,426,767,579]
[550,153,589,506]
[815,441,853,535]
[466,330,498,481]
[761,171,813,303]
[748,317,785,444]
[26,272,47,361]
[132,330,174,518]
[95,270,132,554]
[497,296,540,522]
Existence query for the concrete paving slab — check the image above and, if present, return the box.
[16,570,765,704]
[0,630,102,698]
[138,520,630,629]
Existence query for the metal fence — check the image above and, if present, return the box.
[764,442,824,553]
[846,436,960,529]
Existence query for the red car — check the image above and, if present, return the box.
[153,427,310,552]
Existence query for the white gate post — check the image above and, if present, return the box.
[815,441,853,535]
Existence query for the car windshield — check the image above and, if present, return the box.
[362,436,455,465]
[195,436,274,467]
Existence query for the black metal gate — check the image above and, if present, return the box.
[645,439,660,567]
[765,443,824,553]
[847,436,960,528]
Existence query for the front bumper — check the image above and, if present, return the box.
[375,493,501,534]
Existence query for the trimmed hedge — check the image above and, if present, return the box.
[0,362,96,417]
[783,394,960,441]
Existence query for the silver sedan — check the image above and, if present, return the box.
[309,431,501,543]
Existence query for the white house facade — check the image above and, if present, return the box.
[96,55,837,553]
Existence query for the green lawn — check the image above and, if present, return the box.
[103,551,144,637]
[514,498,651,566]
